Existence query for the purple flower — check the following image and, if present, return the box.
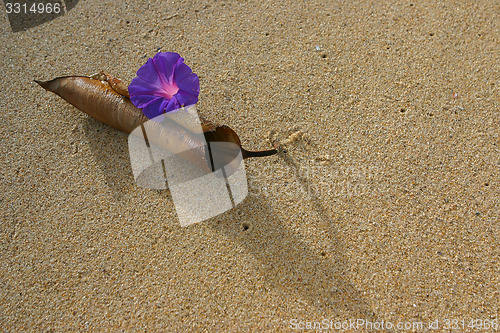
[128,52,200,119]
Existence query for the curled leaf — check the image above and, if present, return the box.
[35,75,148,133]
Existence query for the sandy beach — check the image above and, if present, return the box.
[1,0,498,331]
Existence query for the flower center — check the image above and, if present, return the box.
[160,81,179,99]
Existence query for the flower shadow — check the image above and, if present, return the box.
[211,187,377,320]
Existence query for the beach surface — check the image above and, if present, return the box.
[1,0,498,331]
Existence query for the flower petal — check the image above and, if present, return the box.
[173,63,193,82]
[165,96,180,112]
[128,77,164,98]
[176,72,200,96]
[135,58,161,87]
[130,94,159,109]
[141,97,169,119]
[153,52,181,83]
[174,90,198,107]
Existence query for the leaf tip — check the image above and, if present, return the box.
[34,78,59,92]
[34,79,49,90]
